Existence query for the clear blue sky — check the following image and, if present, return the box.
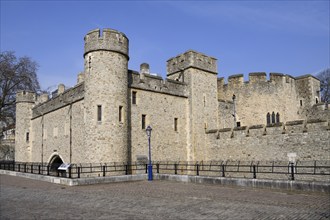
[1,0,329,90]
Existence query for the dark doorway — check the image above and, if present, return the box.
[49,155,63,172]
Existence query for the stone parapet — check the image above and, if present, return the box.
[84,28,129,59]
[32,83,84,119]
[128,70,188,98]
[167,50,217,76]
[16,91,36,103]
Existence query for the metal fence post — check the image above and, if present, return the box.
[290,163,295,181]
[78,167,81,178]
[68,166,72,178]
[47,165,50,175]
[196,163,199,176]
[145,164,148,174]
[24,164,27,173]
[174,163,177,175]
[253,165,256,179]
[38,165,41,174]
[156,163,159,174]
[221,164,225,177]
[103,165,106,177]
[125,164,128,175]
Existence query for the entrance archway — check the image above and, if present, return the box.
[49,155,64,172]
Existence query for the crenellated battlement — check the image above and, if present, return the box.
[128,70,188,98]
[84,28,129,59]
[206,119,329,139]
[218,72,298,88]
[16,91,36,103]
[32,83,85,119]
[167,50,217,76]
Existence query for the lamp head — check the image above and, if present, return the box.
[146,125,152,137]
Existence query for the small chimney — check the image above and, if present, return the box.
[40,93,49,103]
[140,63,150,74]
[77,72,85,84]
[58,84,65,95]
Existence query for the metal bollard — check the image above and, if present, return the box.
[196,164,199,176]
[253,165,256,179]
[221,164,225,177]
[78,167,80,178]
[174,164,177,175]
[103,166,106,177]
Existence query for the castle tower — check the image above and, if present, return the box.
[167,50,218,161]
[15,91,36,162]
[83,28,129,163]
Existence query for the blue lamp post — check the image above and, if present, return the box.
[146,125,153,181]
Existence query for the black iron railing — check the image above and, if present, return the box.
[0,160,329,181]
[153,161,330,181]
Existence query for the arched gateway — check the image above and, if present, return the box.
[48,154,64,172]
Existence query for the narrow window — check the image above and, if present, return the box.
[142,114,146,129]
[174,118,178,131]
[266,113,271,124]
[271,112,275,124]
[300,100,303,106]
[97,105,102,122]
[236,122,241,127]
[132,91,137,105]
[276,113,280,123]
[119,106,123,122]
[26,132,29,142]
[316,98,318,104]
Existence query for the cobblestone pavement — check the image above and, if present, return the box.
[0,174,329,220]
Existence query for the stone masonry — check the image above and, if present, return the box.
[15,28,330,166]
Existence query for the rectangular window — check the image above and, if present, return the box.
[174,118,178,131]
[300,100,303,106]
[142,114,146,129]
[236,122,241,127]
[97,105,102,122]
[119,106,123,122]
[132,91,137,105]
[26,132,29,142]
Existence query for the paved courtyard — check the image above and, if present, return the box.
[0,174,329,220]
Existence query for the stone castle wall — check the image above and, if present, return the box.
[128,88,188,162]
[217,73,321,127]
[204,119,329,162]
[24,84,86,164]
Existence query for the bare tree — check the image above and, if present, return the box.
[316,68,330,103]
[0,51,40,126]
[0,144,15,161]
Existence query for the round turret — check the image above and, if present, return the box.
[15,90,36,162]
[84,28,129,60]
[83,28,129,163]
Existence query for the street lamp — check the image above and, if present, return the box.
[146,126,153,181]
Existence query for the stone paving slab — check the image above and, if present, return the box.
[0,174,329,219]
